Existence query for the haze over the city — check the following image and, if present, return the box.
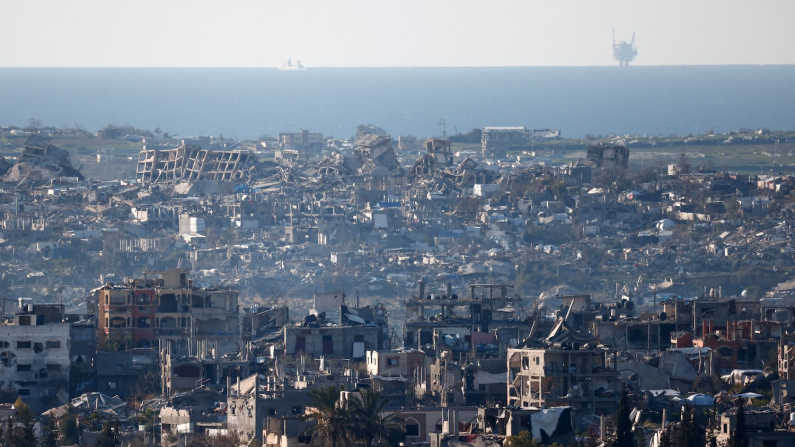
[2,0,794,67]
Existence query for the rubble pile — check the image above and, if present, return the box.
[1,126,795,445]
[3,135,83,184]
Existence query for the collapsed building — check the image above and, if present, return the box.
[481,127,530,158]
[408,139,497,191]
[403,282,524,352]
[586,143,629,169]
[284,291,391,359]
[508,320,619,428]
[136,142,255,184]
[2,135,83,184]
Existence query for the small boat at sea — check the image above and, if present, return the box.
[278,58,306,71]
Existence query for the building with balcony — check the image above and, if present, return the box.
[97,269,241,356]
[403,282,523,354]
[508,320,618,429]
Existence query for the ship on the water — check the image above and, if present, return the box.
[278,58,306,71]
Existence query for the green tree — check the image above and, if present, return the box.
[137,406,158,432]
[96,418,121,447]
[658,425,672,447]
[348,388,404,447]
[11,397,37,447]
[384,423,407,447]
[693,373,727,395]
[677,405,703,447]
[612,385,635,447]
[41,416,59,447]
[60,413,80,446]
[729,401,748,447]
[302,385,351,447]
[725,199,741,219]
[27,118,42,129]
[128,366,161,406]
[86,411,103,430]
[583,425,601,447]
[2,418,11,447]
[219,226,237,247]
[503,430,539,447]
[455,196,483,216]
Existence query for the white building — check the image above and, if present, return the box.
[0,304,71,400]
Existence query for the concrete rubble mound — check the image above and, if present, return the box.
[3,135,84,184]
[71,391,129,418]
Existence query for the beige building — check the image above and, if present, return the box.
[279,130,324,152]
[507,321,619,428]
[366,349,426,378]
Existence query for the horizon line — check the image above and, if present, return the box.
[1,63,794,69]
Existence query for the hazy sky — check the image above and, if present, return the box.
[3,0,793,67]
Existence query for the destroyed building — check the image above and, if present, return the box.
[408,139,454,181]
[278,130,324,153]
[160,340,251,397]
[2,135,83,184]
[508,320,619,428]
[7,122,795,446]
[136,143,254,184]
[586,143,629,169]
[403,282,524,352]
[284,302,390,360]
[95,349,157,398]
[481,127,529,158]
[354,134,401,172]
[158,387,227,441]
[226,369,361,444]
[0,304,71,408]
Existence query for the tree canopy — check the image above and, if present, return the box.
[612,385,635,447]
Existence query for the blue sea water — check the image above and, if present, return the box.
[0,66,793,140]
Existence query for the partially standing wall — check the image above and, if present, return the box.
[137,144,252,184]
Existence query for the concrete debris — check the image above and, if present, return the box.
[136,143,254,184]
[3,124,795,446]
[3,135,83,184]
[586,143,629,169]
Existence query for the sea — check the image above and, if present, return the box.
[0,66,793,140]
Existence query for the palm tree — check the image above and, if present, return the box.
[303,385,351,447]
[348,388,405,447]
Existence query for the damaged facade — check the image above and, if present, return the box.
[136,142,254,184]
[4,123,795,446]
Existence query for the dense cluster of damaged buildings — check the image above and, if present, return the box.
[2,127,795,445]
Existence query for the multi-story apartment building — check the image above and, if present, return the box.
[507,323,618,428]
[403,282,522,353]
[278,130,325,153]
[0,304,70,404]
[97,269,240,356]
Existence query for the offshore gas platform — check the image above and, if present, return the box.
[612,28,637,66]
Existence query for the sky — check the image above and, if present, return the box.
[2,0,794,67]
